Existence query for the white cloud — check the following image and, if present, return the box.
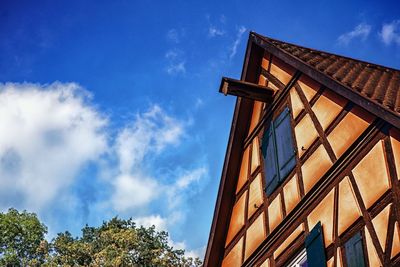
[208,26,225,37]
[110,105,184,212]
[0,83,208,257]
[165,50,179,60]
[230,26,247,59]
[166,61,186,75]
[175,167,206,189]
[106,106,208,257]
[166,28,185,44]
[0,82,107,211]
[337,23,371,45]
[167,167,208,213]
[134,214,167,232]
[111,174,159,211]
[166,28,180,43]
[165,49,186,75]
[379,20,400,46]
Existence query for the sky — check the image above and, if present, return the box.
[0,0,400,259]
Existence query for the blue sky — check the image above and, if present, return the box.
[0,0,399,258]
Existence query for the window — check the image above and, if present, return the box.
[344,232,366,267]
[262,107,296,196]
[286,249,308,267]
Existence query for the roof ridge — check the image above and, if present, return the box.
[251,31,400,72]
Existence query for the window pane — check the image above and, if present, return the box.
[285,248,307,267]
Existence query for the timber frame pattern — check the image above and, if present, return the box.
[204,32,400,267]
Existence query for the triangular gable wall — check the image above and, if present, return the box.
[204,32,400,267]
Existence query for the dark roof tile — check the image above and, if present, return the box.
[256,33,400,115]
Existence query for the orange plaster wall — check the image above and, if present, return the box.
[301,144,332,193]
[352,141,390,209]
[391,221,400,259]
[273,223,304,259]
[226,191,247,246]
[390,129,400,180]
[298,75,318,101]
[270,57,295,86]
[371,204,391,252]
[222,237,244,267]
[365,226,382,267]
[289,88,304,119]
[248,101,263,135]
[283,174,301,215]
[236,147,249,193]
[268,193,283,233]
[327,106,374,159]
[259,258,270,267]
[295,114,319,157]
[248,173,263,219]
[251,138,261,174]
[244,212,267,260]
[337,176,361,236]
[307,188,335,247]
[312,89,347,131]
[261,56,270,71]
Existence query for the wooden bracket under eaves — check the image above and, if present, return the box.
[219,77,275,103]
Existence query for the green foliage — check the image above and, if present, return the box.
[0,209,202,267]
[0,208,49,266]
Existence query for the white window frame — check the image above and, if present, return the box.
[286,249,307,267]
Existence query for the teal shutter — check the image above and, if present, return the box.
[262,125,279,196]
[345,232,366,267]
[274,107,296,181]
[305,222,326,267]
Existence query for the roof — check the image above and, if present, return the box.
[253,32,400,116]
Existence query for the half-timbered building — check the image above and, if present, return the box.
[204,32,400,267]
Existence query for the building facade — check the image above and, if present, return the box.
[204,32,400,267]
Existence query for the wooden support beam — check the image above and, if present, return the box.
[220,77,275,103]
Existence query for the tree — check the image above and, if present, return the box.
[0,208,48,266]
[50,217,202,266]
[0,209,202,267]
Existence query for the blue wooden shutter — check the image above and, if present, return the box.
[305,222,326,267]
[345,232,366,267]
[262,125,279,196]
[274,107,296,181]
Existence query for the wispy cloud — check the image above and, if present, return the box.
[166,28,185,44]
[205,14,226,38]
[110,105,185,212]
[166,61,186,75]
[229,26,247,59]
[379,20,400,46]
[107,105,208,255]
[337,23,371,45]
[165,49,186,75]
[133,214,167,232]
[208,26,225,37]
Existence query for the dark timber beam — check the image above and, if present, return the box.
[219,77,275,103]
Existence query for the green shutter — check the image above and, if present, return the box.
[345,232,366,267]
[262,125,279,196]
[274,107,296,181]
[305,222,326,267]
